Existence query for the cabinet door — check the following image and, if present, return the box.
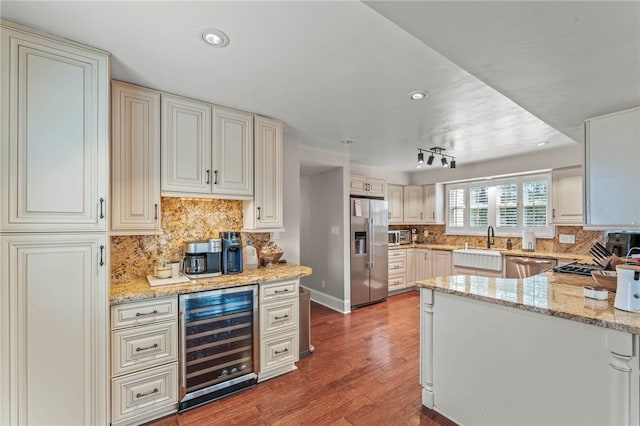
[423,185,437,224]
[245,116,283,230]
[1,233,108,426]
[585,107,640,228]
[387,184,404,224]
[0,24,108,232]
[431,250,452,278]
[414,249,432,282]
[111,82,161,234]
[212,106,253,197]
[160,94,211,194]
[349,176,367,196]
[406,248,415,286]
[403,185,424,223]
[366,178,386,198]
[551,166,583,225]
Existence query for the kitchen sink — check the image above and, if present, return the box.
[452,249,503,271]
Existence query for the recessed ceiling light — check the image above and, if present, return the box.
[198,28,229,47]
[409,90,429,101]
[536,141,550,146]
[341,139,354,144]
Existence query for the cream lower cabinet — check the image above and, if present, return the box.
[111,81,162,235]
[259,279,299,382]
[431,250,452,278]
[388,249,407,292]
[110,297,179,426]
[414,249,432,282]
[0,234,109,426]
[406,248,415,286]
[244,116,284,231]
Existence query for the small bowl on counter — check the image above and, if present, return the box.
[261,252,284,269]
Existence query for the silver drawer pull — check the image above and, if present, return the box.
[136,388,159,398]
[136,343,159,352]
[135,309,158,317]
[274,289,290,294]
[274,314,289,320]
[274,348,289,355]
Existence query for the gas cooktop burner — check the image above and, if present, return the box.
[553,262,603,276]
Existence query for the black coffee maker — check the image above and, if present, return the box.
[220,232,243,274]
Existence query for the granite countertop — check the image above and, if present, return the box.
[389,243,593,263]
[110,263,313,304]
[416,272,640,334]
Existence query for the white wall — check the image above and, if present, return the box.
[410,143,581,185]
[279,134,300,264]
[299,146,351,312]
[350,163,411,186]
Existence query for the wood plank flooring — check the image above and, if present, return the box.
[148,290,454,426]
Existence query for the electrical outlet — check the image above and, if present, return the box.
[559,234,575,244]
[321,280,326,288]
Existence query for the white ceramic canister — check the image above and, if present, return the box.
[154,259,172,279]
[614,264,640,312]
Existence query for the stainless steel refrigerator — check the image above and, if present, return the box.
[350,197,388,308]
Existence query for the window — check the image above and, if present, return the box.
[445,173,553,237]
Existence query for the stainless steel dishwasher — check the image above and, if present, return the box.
[505,256,557,278]
[178,284,258,411]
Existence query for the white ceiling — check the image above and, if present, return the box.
[1,1,638,173]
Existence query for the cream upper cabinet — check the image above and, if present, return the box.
[387,184,404,224]
[0,22,109,232]
[585,107,640,228]
[423,184,437,224]
[111,81,162,235]
[350,176,386,198]
[551,166,583,225]
[1,233,108,426]
[212,106,253,197]
[403,185,424,223]
[160,94,212,195]
[244,115,284,231]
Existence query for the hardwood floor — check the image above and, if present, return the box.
[148,290,454,426]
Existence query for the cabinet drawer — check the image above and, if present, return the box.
[261,300,298,335]
[111,363,178,424]
[389,257,406,272]
[261,332,298,370]
[388,250,406,259]
[260,280,298,301]
[112,321,178,376]
[111,297,178,329]
[388,272,406,290]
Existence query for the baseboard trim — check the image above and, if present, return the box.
[302,286,348,314]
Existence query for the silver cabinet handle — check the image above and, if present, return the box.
[136,343,159,352]
[206,169,210,184]
[99,198,105,219]
[135,309,158,317]
[99,245,105,267]
[136,388,159,398]
[214,170,218,185]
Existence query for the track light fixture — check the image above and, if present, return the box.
[417,147,456,169]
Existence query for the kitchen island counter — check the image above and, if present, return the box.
[418,273,640,425]
[110,263,312,304]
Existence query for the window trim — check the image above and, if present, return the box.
[445,173,554,238]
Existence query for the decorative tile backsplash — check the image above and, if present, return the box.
[111,197,270,281]
[390,224,605,255]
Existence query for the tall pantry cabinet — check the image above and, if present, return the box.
[0,21,110,426]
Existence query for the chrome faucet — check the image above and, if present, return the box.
[487,225,495,249]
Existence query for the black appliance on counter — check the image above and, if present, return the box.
[606,232,640,258]
[178,285,258,411]
[182,239,222,279]
[220,231,243,274]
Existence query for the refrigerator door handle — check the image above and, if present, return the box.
[368,217,374,269]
